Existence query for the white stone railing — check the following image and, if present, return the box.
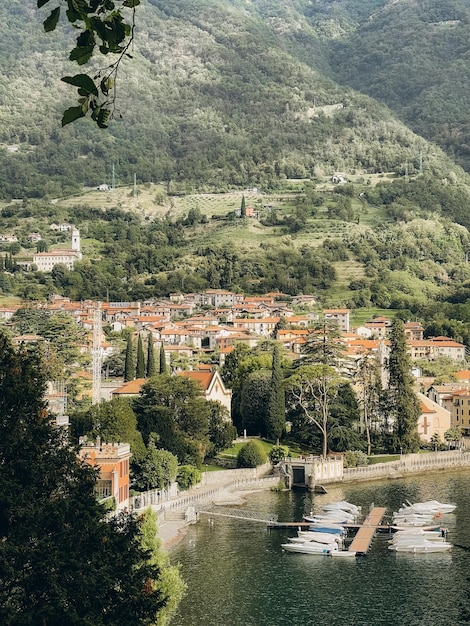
[343,450,470,482]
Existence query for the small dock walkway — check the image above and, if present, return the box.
[348,507,387,555]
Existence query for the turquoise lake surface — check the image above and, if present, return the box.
[170,470,470,626]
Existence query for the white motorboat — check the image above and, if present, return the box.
[388,540,452,553]
[282,541,338,554]
[391,524,441,532]
[297,531,343,544]
[329,550,357,558]
[403,500,456,515]
[304,509,354,524]
[389,534,446,545]
[322,501,361,516]
[391,529,444,541]
[392,514,436,526]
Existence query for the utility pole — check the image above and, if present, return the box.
[133,173,137,198]
[112,163,115,190]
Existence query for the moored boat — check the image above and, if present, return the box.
[322,501,361,516]
[282,541,337,554]
[297,531,343,544]
[388,540,452,553]
[329,550,357,558]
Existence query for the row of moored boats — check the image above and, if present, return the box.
[281,499,456,556]
[389,500,456,553]
[281,500,361,557]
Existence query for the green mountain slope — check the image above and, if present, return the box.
[0,0,464,199]
[324,0,470,171]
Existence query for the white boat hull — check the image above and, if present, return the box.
[282,542,337,554]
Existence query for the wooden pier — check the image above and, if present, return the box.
[348,507,387,555]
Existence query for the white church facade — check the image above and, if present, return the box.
[33,229,82,272]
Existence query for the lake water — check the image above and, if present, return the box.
[170,470,470,626]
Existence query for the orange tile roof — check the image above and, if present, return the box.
[455,370,470,380]
[420,401,435,414]
[178,371,213,390]
[113,378,146,395]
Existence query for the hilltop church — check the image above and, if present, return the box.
[33,229,82,272]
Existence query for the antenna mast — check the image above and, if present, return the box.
[92,301,102,405]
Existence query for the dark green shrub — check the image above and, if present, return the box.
[268,445,290,464]
[236,441,267,468]
[177,465,202,490]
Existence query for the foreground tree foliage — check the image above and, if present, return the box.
[0,332,176,625]
[38,0,139,127]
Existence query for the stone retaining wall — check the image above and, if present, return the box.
[343,450,470,483]
[200,462,272,487]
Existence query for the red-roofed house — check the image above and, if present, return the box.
[78,440,131,510]
[112,378,147,398]
[178,370,232,416]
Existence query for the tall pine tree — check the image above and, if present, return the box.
[387,318,420,452]
[124,333,135,382]
[266,344,285,442]
[136,334,145,379]
[147,332,156,377]
[0,332,173,625]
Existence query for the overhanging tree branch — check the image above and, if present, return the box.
[38,0,139,128]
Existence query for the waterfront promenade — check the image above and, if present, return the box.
[148,450,470,547]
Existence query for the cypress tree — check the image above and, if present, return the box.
[240,195,246,218]
[124,334,135,382]
[265,343,285,442]
[135,334,145,378]
[146,332,156,377]
[159,343,168,375]
[387,318,420,452]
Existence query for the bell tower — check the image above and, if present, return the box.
[71,228,82,260]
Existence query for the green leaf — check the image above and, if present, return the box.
[37,0,51,7]
[43,7,60,32]
[61,74,98,96]
[61,106,85,127]
[123,0,141,7]
[65,8,80,23]
[69,45,94,65]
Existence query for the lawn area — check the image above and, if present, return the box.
[201,464,226,472]
[218,438,307,461]
[218,438,275,459]
[368,455,400,464]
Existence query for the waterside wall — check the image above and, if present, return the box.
[343,450,470,483]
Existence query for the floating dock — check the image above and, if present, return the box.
[347,507,387,555]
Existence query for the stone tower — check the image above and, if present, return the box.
[71,228,82,260]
